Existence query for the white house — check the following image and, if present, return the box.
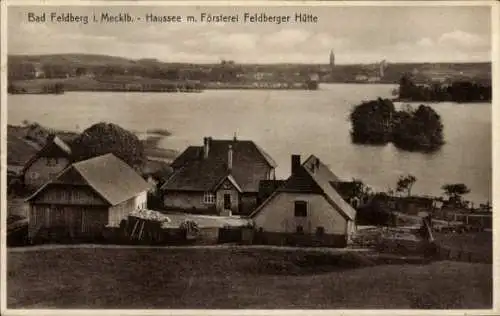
[250,154,357,247]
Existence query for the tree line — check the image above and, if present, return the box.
[398,74,492,103]
[343,174,484,226]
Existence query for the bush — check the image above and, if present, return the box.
[356,202,392,226]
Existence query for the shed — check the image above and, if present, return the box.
[25,153,151,241]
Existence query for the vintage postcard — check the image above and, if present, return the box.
[1,0,497,314]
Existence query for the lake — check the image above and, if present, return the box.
[7,84,492,205]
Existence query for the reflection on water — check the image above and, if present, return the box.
[8,84,491,204]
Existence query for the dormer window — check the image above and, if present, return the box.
[203,192,215,204]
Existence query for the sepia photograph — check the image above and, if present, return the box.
[1,0,496,313]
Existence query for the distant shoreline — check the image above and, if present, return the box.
[393,98,492,104]
[8,78,322,93]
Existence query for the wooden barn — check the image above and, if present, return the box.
[25,153,151,242]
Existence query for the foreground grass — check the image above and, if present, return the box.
[434,232,492,254]
[7,248,492,309]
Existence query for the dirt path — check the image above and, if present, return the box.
[8,243,374,254]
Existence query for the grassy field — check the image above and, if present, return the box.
[434,231,492,254]
[7,247,492,309]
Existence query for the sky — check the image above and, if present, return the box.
[7,5,492,64]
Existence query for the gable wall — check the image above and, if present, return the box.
[253,192,348,235]
[108,191,147,228]
[31,184,107,206]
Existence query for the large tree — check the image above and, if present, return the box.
[71,122,145,168]
[442,183,470,205]
[396,174,417,197]
[334,179,372,207]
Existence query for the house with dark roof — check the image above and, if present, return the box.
[26,154,151,241]
[250,154,357,248]
[161,136,277,216]
[21,134,73,191]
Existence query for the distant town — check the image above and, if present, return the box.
[7,50,492,94]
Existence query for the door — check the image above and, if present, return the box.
[224,194,231,211]
[81,208,107,240]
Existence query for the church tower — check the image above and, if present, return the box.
[380,60,387,78]
[329,50,335,70]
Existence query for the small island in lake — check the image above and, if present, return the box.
[349,98,444,153]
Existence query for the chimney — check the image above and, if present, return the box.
[291,155,301,175]
[46,133,56,142]
[203,137,211,159]
[228,145,233,170]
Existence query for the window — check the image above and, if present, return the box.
[203,192,215,204]
[316,226,325,237]
[296,225,304,234]
[224,194,231,210]
[294,201,307,217]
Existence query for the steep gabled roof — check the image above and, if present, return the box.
[7,134,41,166]
[170,146,202,169]
[254,143,278,168]
[250,155,356,221]
[162,138,277,192]
[27,154,151,206]
[22,135,72,174]
[301,155,356,220]
[258,179,287,202]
